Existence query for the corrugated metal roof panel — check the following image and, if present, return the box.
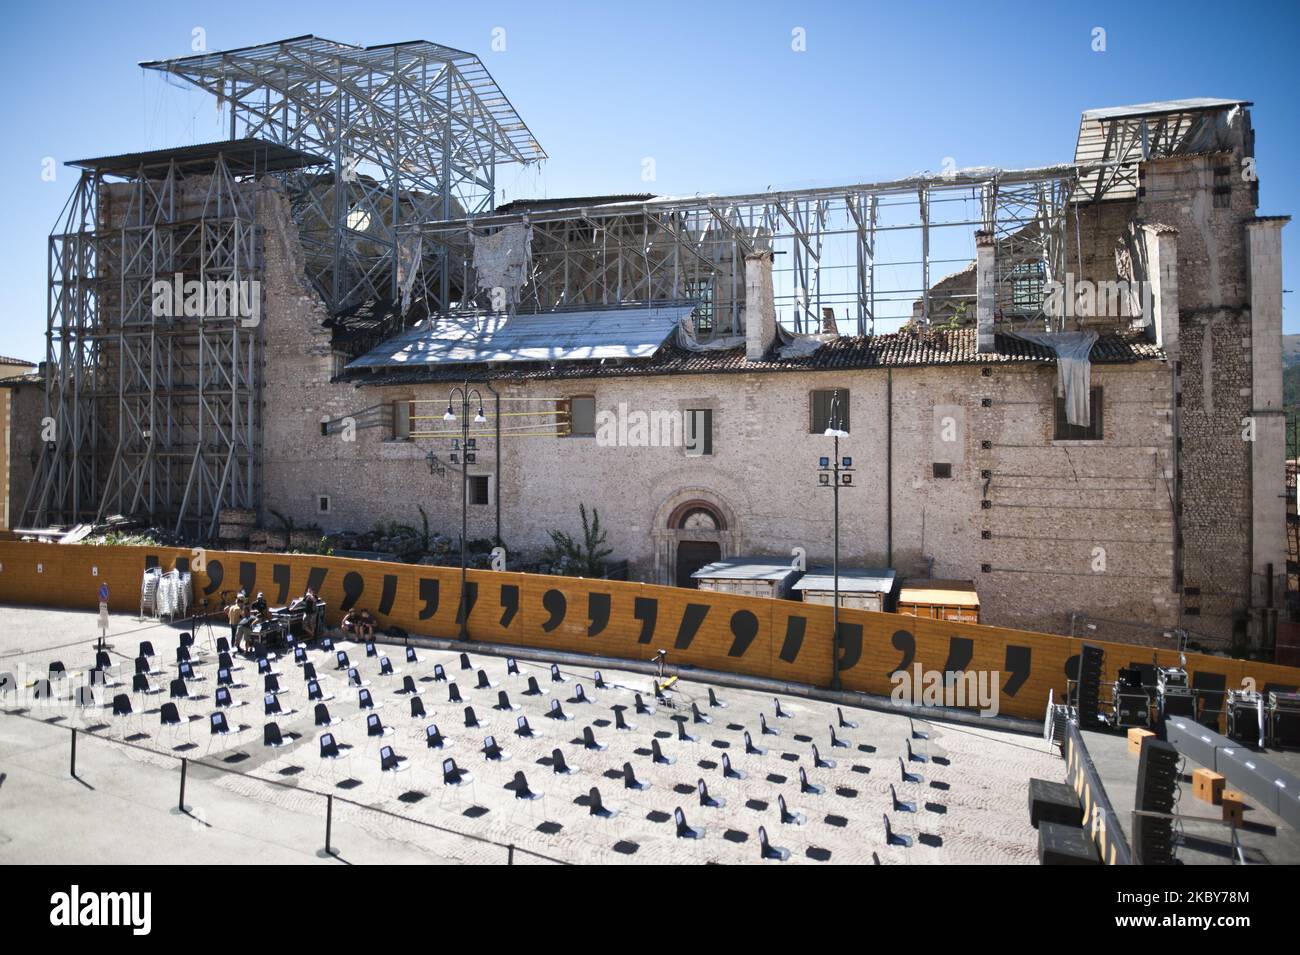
[347,305,694,370]
[1080,98,1249,122]
[692,560,801,582]
[793,568,897,593]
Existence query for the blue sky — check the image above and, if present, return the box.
[2,0,1298,363]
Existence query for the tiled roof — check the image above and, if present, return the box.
[0,355,35,367]
[345,326,1164,387]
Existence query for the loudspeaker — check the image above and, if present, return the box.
[1076,643,1104,726]
[1133,737,1178,865]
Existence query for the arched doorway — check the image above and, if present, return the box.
[651,490,741,586]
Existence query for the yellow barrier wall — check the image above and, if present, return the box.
[2,541,1297,723]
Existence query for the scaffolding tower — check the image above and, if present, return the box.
[23,141,323,539]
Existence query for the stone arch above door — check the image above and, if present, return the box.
[651,487,741,585]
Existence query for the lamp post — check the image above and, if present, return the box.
[444,382,486,641]
[816,389,854,691]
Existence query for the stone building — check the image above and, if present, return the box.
[9,63,1288,655]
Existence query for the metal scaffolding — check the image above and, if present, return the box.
[140,35,547,320]
[23,141,320,539]
[406,165,1081,337]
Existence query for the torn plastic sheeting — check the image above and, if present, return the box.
[775,324,836,359]
[471,223,532,304]
[1008,330,1098,427]
[675,316,744,352]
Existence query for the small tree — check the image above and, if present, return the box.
[543,504,613,577]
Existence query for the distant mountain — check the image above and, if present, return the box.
[1285,334,1300,368]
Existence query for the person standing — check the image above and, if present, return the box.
[227,600,242,645]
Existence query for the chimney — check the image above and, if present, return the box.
[975,231,996,354]
[745,250,777,360]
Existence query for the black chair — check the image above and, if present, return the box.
[623,761,647,791]
[215,686,236,709]
[585,786,613,818]
[217,668,234,688]
[760,713,778,736]
[515,715,536,738]
[476,669,493,690]
[798,767,823,796]
[176,646,191,665]
[495,690,516,712]
[139,641,156,660]
[218,652,235,672]
[613,706,635,732]
[209,711,237,739]
[550,664,565,684]
[708,687,725,709]
[358,688,376,710]
[265,692,288,717]
[651,739,674,765]
[883,812,912,847]
[546,699,569,721]
[95,650,112,671]
[217,637,231,655]
[132,673,154,695]
[379,656,395,676]
[581,726,605,751]
[482,735,504,761]
[634,693,651,715]
[398,675,417,696]
[318,732,351,777]
[293,646,307,665]
[366,712,393,738]
[813,744,835,769]
[405,646,419,664]
[264,722,288,748]
[722,753,744,780]
[839,707,858,729]
[315,702,342,727]
[570,684,590,704]
[348,667,367,688]
[442,757,467,785]
[506,657,519,676]
[698,778,724,809]
[180,632,195,649]
[509,770,539,800]
[674,806,701,839]
[410,696,427,719]
[321,636,334,651]
[676,718,697,743]
[178,661,201,683]
[365,641,378,658]
[48,661,66,681]
[169,678,189,700]
[307,680,331,702]
[112,693,132,716]
[335,651,350,671]
[692,703,711,725]
[551,748,573,775]
[523,676,543,696]
[459,652,472,671]
[433,664,447,682]
[447,682,463,703]
[743,731,764,756]
[463,705,479,728]
[379,745,409,778]
[426,724,447,749]
[594,670,607,690]
[264,674,281,695]
[160,701,183,732]
[758,826,789,861]
[890,783,916,813]
[906,739,928,763]
[773,697,790,718]
[830,725,850,749]
[134,656,152,676]
[302,662,317,682]
[778,794,804,825]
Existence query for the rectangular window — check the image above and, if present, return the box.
[563,395,596,436]
[932,463,952,479]
[317,495,331,514]
[469,475,490,506]
[1054,387,1104,441]
[685,408,713,456]
[686,279,715,335]
[1011,261,1045,312]
[393,399,415,440]
[810,389,850,434]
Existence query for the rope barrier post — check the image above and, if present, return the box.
[508,843,515,865]
[325,794,334,857]
[179,757,187,812]
[70,727,77,778]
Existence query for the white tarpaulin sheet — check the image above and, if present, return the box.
[471,223,532,305]
[1009,330,1099,426]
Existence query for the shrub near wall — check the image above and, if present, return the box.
[1,541,1297,723]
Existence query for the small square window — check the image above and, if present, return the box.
[932,463,953,479]
[469,475,490,506]
[318,495,331,514]
[562,396,596,436]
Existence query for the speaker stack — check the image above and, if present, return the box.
[1076,643,1104,727]
[1133,737,1179,865]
